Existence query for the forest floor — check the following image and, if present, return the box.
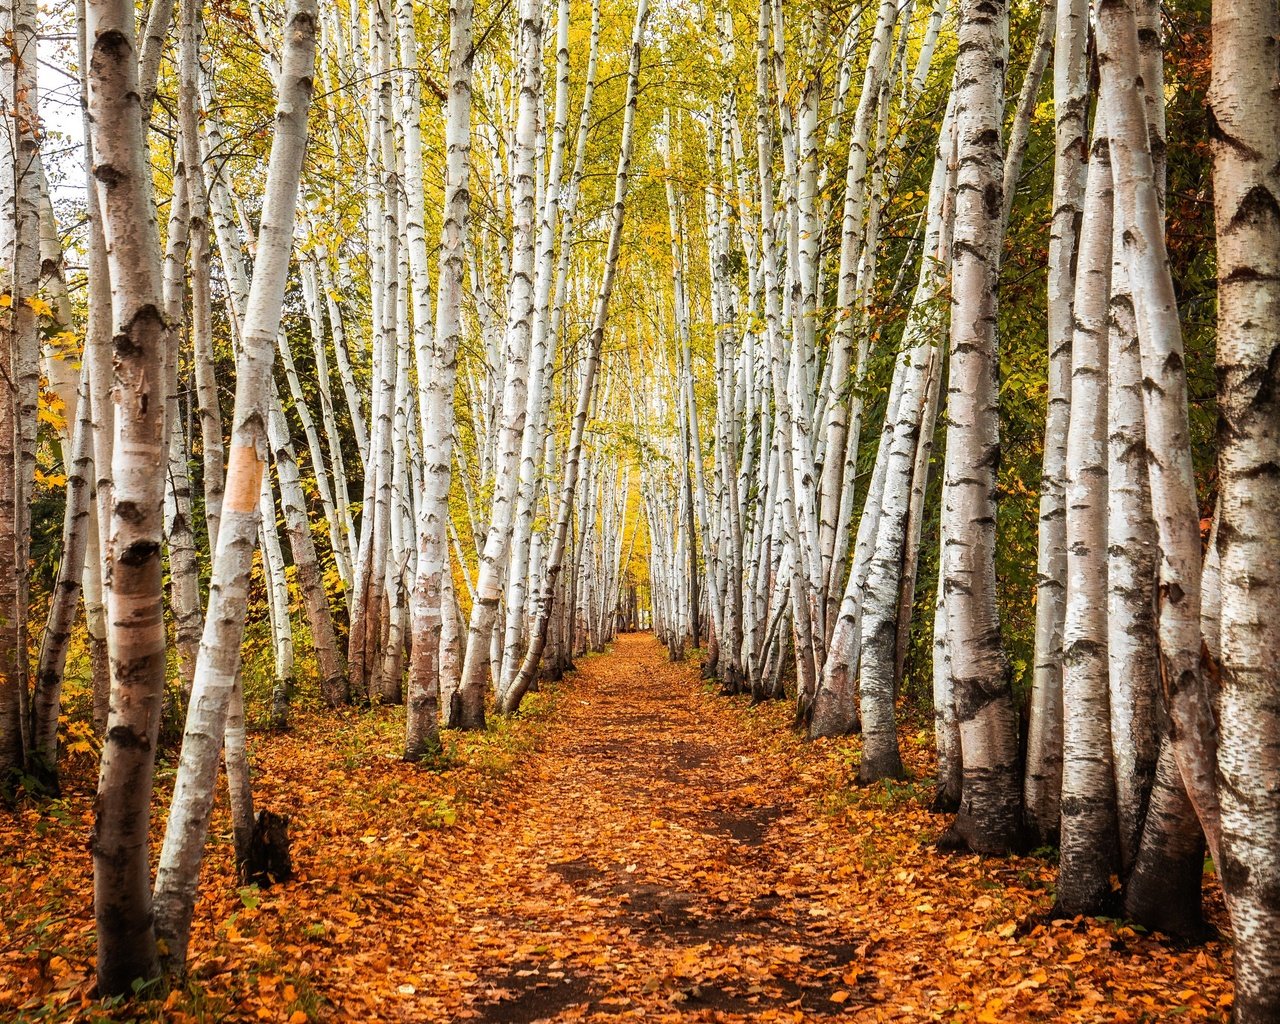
[2,632,1233,1023]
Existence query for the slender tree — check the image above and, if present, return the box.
[1056,128,1118,916]
[85,0,177,992]
[152,0,317,972]
[505,0,650,713]
[1025,0,1088,846]
[405,0,475,754]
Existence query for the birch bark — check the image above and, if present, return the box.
[940,0,1021,856]
[406,0,474,750]
[152,1,316,972]
[1025,0,1089,846]
[455,0,543,726]
[1209,0,1280,1011]
[85,0,176,992]
[504,0,649,713]
[1097,0,1221,864]
[1056,131,1118,917]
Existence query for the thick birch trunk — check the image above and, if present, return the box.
[1097,0,1221,865]
[1209,0,1280,1012]
[85,0,175,992]
[941,0,1021,856]
[1056,132,1118,917]
[1106,1,1165,879]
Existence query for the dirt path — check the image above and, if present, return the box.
[452,632,864,1022]
[1,631,1231,1022]
[294,631,1228,1023]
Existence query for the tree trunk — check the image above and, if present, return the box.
[407,0,474,751]
[940,0,1021,856]
[1097,0,1221,865]
[454,0,543,728]
[1056,130,1118,917]
[29,362,93,786]
[85,0,176,993]
[1210,0,1280,1013]
[151,1,316,974]
[504,0,649,714]
[1025,0,1088,848]
[1123,738,1205,938]
[266,389,348,707]
[1106,0,1165,880]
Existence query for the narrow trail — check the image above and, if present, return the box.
[453,631,863,1021]
[274,631,1228,1023]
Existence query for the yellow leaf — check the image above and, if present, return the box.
[830,990,849,1004]
[25,296,53,318]
[288,1013,308,1024]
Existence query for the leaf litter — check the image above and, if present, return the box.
[0,633,1231,1021]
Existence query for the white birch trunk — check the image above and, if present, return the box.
[85,0,176,992]
[1056,131,1117,917]
[1097,0,1221,865]
[152,2,316,972]
[1209,0,1280,1013]
[940,0,1021,856]
[455,0,543,727]
[1025,0,1089,846]
[504,0,649,712]
[406,0,474,752]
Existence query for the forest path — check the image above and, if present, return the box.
[441,630,867,1023]
[0,633,1233,1021]
[277,632,1218,1024]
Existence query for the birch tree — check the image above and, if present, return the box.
[85,0,177,992]
[152,0,317,972]
[939,0,1021,856]
[505,0,649,713]
[404,0,475,755]
[454,0,543,728]
[1097,0,1221,864]
[1056,128,1117,917]
[1210,0,1280,1012]
[1024,0,1088,846]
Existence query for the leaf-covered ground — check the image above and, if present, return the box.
[2,633,1232,1022]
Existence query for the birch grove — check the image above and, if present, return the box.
[6,0,1280,1013]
